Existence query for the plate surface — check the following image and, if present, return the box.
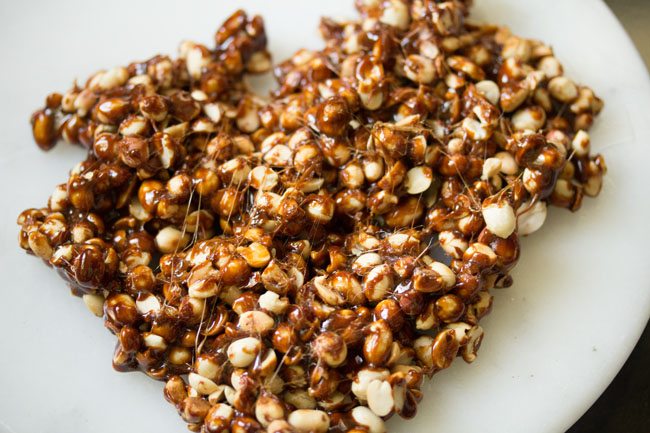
[1,1,649,432]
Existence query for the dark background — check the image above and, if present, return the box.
[569,1,649,432]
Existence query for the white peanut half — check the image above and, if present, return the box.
[351,368,390,401]
[227,337,262,367]
[237,310,275,334]
[572,130,591,156]
[258,291,289,315]
[82,293,105,317]
[404,166,433,194]
[475,80,500,105]
[481,157,502,181]
[351,406,386,433]
[287,409,330,433]
[517,200,547,236]
[379,0,410,30]
[189,372,220,395]
[429,261,456,288]
[367,379,402,417]
[482,201,516,238]
[135,293,161,315]
[495,151,519,175]
[548,76,578,103]
[155,226,189,254]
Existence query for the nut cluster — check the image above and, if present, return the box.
[18,1,606,433]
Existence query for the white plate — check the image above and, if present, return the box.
[1,0,649,432]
